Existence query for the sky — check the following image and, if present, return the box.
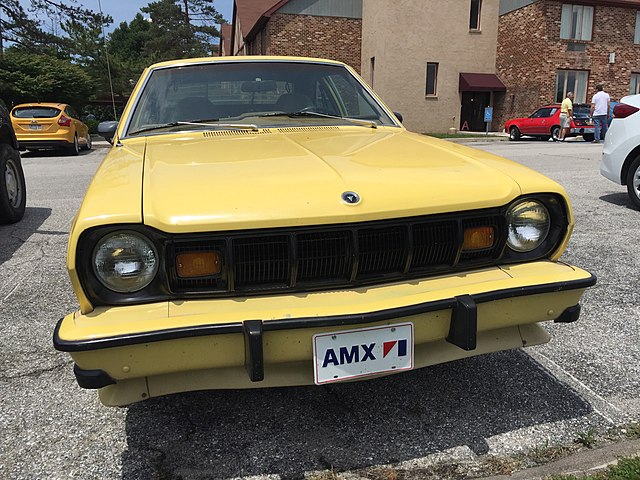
[18,0,234,33]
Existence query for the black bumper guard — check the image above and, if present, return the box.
[62,274,595,390]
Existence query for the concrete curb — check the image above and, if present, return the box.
[92,140,111,148]
[479,439,640,480]
[445,136,509,143]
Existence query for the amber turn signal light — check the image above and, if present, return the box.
[176,251,221,278]
[462,226,495,251]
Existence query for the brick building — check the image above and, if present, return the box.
[496,0,640,127]
[220,23,233,56]
[229,0,362,72]
[361,0,506,133]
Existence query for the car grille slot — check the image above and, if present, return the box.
[412,221,458,268]
[234,236,290,289]
[168,213,506,296]
[358,227,405,276]
[297,231,351,282]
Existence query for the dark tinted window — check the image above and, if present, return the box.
[12,107,61,118]
[470,0,481,29]
[531,108,553,118]
[426,63,438,96]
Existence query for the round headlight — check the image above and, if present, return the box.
[506,200,551,253]
[93,231,158,293]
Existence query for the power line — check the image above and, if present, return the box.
[97,0,117,121]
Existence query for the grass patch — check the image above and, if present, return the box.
[549,456,640,480]
[575,428,598,448]
[530,440,576,464]
[624,423,640,439]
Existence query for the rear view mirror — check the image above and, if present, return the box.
[393,111,403,123]
[97,121,118,144]
[241,80,277,93]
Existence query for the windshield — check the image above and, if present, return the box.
[125,61,396,136]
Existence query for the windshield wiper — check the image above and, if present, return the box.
[259,111,378,129]
[129,120,259,136]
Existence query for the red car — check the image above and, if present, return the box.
[505,104,595,142]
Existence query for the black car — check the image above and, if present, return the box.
[0,101,26,224]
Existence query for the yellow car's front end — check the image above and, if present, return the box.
[53,57,594,406]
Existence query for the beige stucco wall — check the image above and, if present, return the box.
[361,0,500,133]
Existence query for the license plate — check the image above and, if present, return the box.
[313,323,414,385]
[29,125,43,130]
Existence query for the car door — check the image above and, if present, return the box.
[529,108,553,135]
[516,110,538,135]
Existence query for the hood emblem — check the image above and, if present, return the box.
[342,191,361,205]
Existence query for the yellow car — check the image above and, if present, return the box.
[53,56,595,406]
[10,102,91,155]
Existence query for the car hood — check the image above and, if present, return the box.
[132,127,559,233]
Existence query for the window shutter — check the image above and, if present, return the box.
[635,11,640,44]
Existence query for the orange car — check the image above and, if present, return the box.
[10,103,91,155]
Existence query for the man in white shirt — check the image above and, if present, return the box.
[590,84,610,143]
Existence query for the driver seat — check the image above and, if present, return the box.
[174,96,218,122]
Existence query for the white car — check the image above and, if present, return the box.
[601,94,640,208]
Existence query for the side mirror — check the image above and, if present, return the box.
[393,111,403,123]
[97,121,118,144]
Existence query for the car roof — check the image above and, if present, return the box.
[538,103,589,108]
[147,55,347,71]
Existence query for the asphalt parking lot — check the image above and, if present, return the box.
[0,138,638,479]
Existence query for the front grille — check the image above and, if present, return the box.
[168,212,507,296]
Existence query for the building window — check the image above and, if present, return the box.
[426,63,438,96]
[555,69,588,103]
[560,4,593,41]
[631,73,640,95]
[635,11,640,44]
[469,0,482,30]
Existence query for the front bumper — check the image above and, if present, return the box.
[54,261,595,406]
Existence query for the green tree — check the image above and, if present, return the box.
[0,48,94,107]
[140,0,222,60]
[107,14,155,97]
[106,0,225,96]
[60,16,116,99]
[0,0,111,55]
